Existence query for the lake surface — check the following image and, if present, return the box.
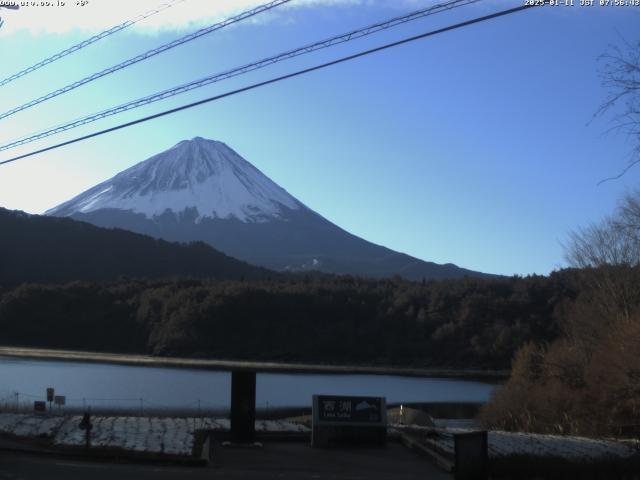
[0,356,496,412]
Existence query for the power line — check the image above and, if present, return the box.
[0,0,189,88]
[0,3,539,167]
[0,0,293,121]
[0,0,480,153]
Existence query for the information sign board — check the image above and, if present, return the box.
[312,394,387,447]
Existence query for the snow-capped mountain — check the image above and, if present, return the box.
[50,137,301,222]
[48,137,488,280]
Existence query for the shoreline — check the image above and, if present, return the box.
[0,346,509,381]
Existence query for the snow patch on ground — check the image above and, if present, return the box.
[417,425,638,461]
[487,430,637,460]
[256,420,310,433]
[0,414,310,457]
[4,413,635,462]
[0,413,66,438]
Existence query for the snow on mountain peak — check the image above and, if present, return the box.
[47,138,302,222]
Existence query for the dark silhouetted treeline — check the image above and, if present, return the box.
[0,208,274,286]
[0,271,578,369]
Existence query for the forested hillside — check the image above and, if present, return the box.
[0,208,273,285]
[0,272,576,369]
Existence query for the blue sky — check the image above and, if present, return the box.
[0,0,638,276]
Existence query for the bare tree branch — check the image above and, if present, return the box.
[595,37,640,182]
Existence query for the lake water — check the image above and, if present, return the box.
[0,356,496,412]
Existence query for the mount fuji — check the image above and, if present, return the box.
[47,137,486,280]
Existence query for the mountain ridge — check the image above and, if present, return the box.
[48,137,492,280]
[48,137,302,222]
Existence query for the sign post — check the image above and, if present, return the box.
[312,394,387,447]
[33,401,46,415]
[46,387,54,414]
[54,395,66,412]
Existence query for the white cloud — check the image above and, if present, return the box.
[0,0,371,36]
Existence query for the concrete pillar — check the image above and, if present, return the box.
[230,370,256,443]
[454,431,488,480]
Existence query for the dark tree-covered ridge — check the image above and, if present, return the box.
[0,272,574,370]
[0,208,274,286]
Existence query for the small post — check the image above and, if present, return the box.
[230,370,256,444]
[79,408,93,450]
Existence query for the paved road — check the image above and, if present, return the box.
[0,442,452,480]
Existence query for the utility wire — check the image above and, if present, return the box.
[0,0,189,88]
[0,0,480,153]
[0,3,539,167]
[0,0,292,121]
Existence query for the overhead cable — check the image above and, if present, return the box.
[0,0,293,120]
[0,0,189,88]
[0,0,480,152]
[0,3,540,166]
